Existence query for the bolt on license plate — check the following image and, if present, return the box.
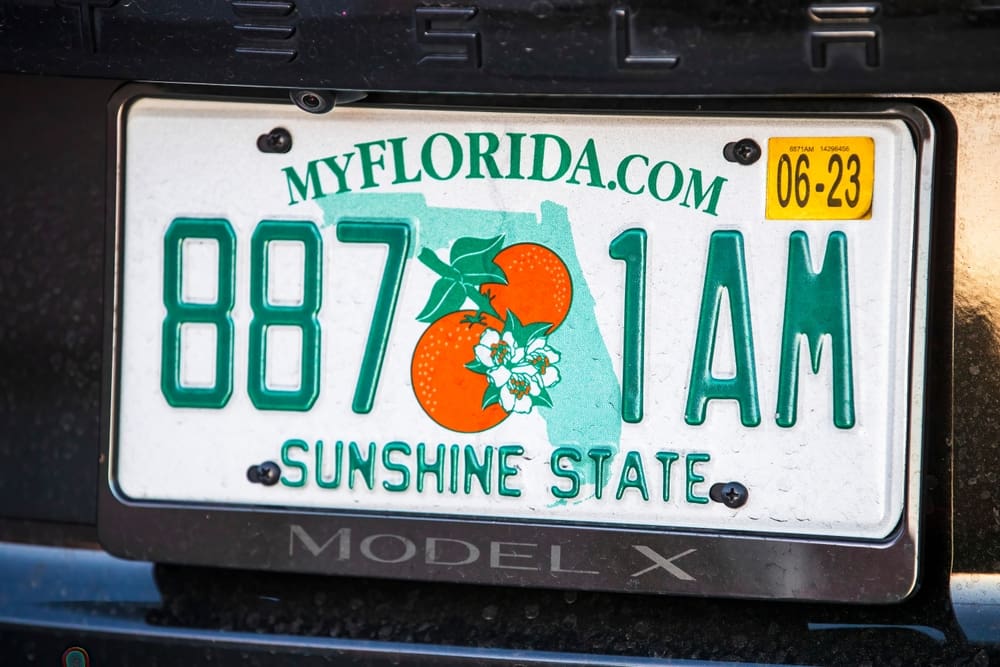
[101,90,935,602]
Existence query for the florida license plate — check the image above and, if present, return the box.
[102,91,934,601]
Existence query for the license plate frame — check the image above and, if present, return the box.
[99,84,936,602]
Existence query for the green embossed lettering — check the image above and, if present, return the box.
[336,220,411,413]
[655,451,679,501]
[685,453,710,504]
[498,445,524,497]
[685,231,761,427]
[315,440,343,489]
[609,228,647,423]
[248,220,322,411]
[382,441,411,492]
[776,231,855,429]
[550,447,582,499]
[348,441,376,490]
[280,439,309,488]
[160,218,236,409]
[417,443,446,493]
[615,450,649,501]
[449,444,460,494]
[464,445,493,495]
[587,447,613,499]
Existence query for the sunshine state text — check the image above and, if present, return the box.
[278,439,714,503]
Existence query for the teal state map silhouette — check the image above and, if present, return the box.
[318,193,621,488]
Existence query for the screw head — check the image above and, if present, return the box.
[259,461,281,486]
[247,461,282,486]
[246,464,262,484]
[709,481,749,508]
[723,139,761,166]
[256,127,292,154]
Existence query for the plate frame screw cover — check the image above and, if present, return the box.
[247,461,282,486]
[724,138,762,165]
[257,127,292,154]
[710,481,749,508]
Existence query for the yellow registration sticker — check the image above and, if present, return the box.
[765,137,874,220]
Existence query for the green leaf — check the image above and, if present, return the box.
[521,322,553,344]
[453,260,507,286]
[531,388,554,409]
[503,311,553,347]
[482,384,502,410]
[416,278,466,323]
[449,235,504,266]
[502,310,524,341]
[451,235,508,286]
[465,359,490,374]
[418,247,460,280]
[463,282,484,304]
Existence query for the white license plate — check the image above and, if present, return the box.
[113,97,920,540]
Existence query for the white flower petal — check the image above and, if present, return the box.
[474,344,496,367]
[512,394,534,413]
[499,372,539,414]
[527,338,547,354]
[509,345,525,364]
[511,363,537,376]
[538,366,560,387]
[543,347,560,363]
[488,366,511,387]
[480,329,500,346]
[499,385,516,412]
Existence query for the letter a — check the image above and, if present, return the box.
[685,231,761,427]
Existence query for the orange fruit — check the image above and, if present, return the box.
[480,243,572,332]
[411,311,509,433]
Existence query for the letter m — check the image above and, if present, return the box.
[776,231,855,429]
[289,525,350,559]
[680,170,727,216]
[282,161,325,205]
